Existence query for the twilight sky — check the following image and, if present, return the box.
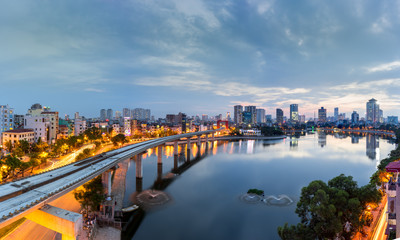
[1,0,400,119]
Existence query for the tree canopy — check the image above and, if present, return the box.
[278,174,381,240]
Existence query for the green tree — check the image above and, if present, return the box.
[4,141,13,153]
[278,174,381,240]
[28,157,40,173]
[84,127,102,142]
[18,140,31,154]
[74,176,105,213]
[19,161,31,177]
[4,155,21,178]
[111,134,127,146]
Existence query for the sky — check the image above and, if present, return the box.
[1,0,400,119]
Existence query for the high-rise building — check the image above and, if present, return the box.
[25,104,58,143]
[299,115,306,123]
[379,109,383,124]
[388,116,399,125]
[226,112,231,121]
[256,108,266,123]
[366,98,380,124]
[123,108,131,118]
[74,112,79,119]
[100,109,106,120]
[318,107,327,123]
[106,109,113,120]
[115,111,122,119]
[334,107,339,121]
[202,114,208,122]
[0,105,15,143]
[276,108,283,125]
[242,111,252,125]
[234,105,243,125]
[290,104,299,122]
[351,111,359,124]
[244,106,257,125]
[132,108,151,120]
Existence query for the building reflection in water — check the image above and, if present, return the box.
[246,140,255,154]
[351,135,360,144]
[318,132,327,148]
[366,134,380,160]
[289,137,298,149]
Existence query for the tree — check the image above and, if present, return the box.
[28,157,40,173]
[4,155,21,178]
[74,176,105,213]
[278,174,381,240]
[18,140,31,154]
[4,141,13,153]
[111,134,127,146]
[19,161,31,177]
[84,127,102,142]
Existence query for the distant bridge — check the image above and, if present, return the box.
[0,129,220,239]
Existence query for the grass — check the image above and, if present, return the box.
[0,218,26,239]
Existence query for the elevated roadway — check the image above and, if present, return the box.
[0,129,218,229]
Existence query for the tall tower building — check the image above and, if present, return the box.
[245,106,257,125]
[256,108,266,123]
[290,104,299,122]
[318,107,327,123]
[106,109,113,120]
[366,98,380,124]
[0,105,15,143]
[123,108,130,118]
[234,105,243,125]
[334,107,339,121]
[351,111,359,124]
[100,109,106,120]
[276,108,283,125]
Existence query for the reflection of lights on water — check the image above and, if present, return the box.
[229,143,234,154]
[247,140,255,154]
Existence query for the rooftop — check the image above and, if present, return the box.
[385,161,400,172]
[2,129,34,133]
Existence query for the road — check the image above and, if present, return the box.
[3,191,81,240]
[43,144,95,172]
[372,201,388,240]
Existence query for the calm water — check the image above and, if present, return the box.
[122,132,395,240]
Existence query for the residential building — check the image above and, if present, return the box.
[106,109,113,120]
[25,104,59,143]
[2,129,35,146]
[24,115,50,142]
[388,116,399,125]
[115,111,122,119]
[256,108,266,123]
[299,115,306,123]
[276,108,283,125]
[100,109,106,120]
[0,105,14,143]
[290,104,299,122]
[74,117,87,136]
[13,114,24,129]
[351,111,359,124]
[132,108,151,121]
[366,98,380,124]
[334,107,339,121]
[318,107,327,123]
[234,105,243,125]
[242,111,252,125]
[123,108,131,118]
[245,106,257,125]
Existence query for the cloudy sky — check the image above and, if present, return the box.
[1,0,400,119]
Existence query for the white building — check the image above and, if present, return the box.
[2,129,35,146]
[74,118,87,136]
[25,104,59,143]
[24,115,50,142]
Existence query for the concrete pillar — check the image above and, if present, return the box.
[205,134,209,149]
[212,132,215,141]
[174,141,178,156]
[157,163,163,181]
[136,177,143,193]
[186,149,191,162]
[107,170,112,201]
[26,204,82,240]
[197,135,201,146]
[136,154,142,179]
[157,145,162,164]
[187,138,191,150]
[174,154,178,171]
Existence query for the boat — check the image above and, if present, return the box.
[121,204,139,213]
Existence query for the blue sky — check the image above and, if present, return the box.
[1,0,400,119]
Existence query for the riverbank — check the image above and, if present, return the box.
[320,128,395,136]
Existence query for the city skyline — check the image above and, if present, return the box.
[1,1,400,118]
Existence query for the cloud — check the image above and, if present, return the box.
[171,0,221,29]
[370,16,391,33]
[84,88,104,93]
[366,61,400,73]
[247,0,274,15]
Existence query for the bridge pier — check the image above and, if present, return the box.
[157,163,163,181]
[197,135,201,146]
[136,154,142,179]
[136,177,143,193]
[102,169,114,201]
[173,141,179,156]
[157,145,163,164]
[174,155,178,171]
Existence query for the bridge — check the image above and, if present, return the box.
[0,129,221,239]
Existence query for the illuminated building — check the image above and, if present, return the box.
[351,111,359,124]
[334,107,339,121]
[276,108,283,125]
[245,106,257,125]
[318,107,327,123]
[2,129,35,146]
[256,108,266,123]
[366,98,380,124]
[234,105,243,125]
[290,104,299,122]
[0,105,14,143]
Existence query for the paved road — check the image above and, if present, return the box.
[4,191,81,240]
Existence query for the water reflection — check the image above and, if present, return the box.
[366,134,380,160]
[124,133,395,240]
